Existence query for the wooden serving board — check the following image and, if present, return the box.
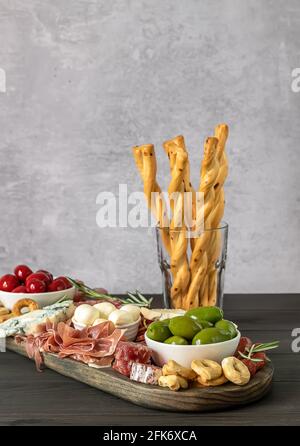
[6,337,273,412]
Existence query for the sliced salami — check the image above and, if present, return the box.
[114,341,152,363]
[113,359,133,377]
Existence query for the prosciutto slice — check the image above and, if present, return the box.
[58,322,124,359]
[16,320,124,371]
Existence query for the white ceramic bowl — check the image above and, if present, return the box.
[72,316,141,342]
[116,316,141,341]
[0,286,76,311]
[145,330,241,368]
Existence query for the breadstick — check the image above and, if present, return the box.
[206,229,221,304]
[163,136,182,173]
[185,137,219,309]
[163,136,194,193]
[163,137,193,309]
[186,252,208,308]
[132,145,171,255]
[167,150,190,308]
[200,275,209,307]
[214,124,229,190]
[208,269,218,306]
[167,148,187,227]
[206,124,229,305]
[210,124,228,227]
[164,136,196,230]
[142,144,156,206]
[170,227,190,308]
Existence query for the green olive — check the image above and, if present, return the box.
[164,336,189,345]
[215,319,237,339]
[190,318,213,329]
[192,327,231,345]
[146,321,172,342]
[186,306,223,324]
[160,318,171,326]
[169,316,202,340]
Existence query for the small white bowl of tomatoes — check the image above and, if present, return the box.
[0,265,75,310]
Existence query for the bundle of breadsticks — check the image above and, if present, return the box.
[132,124,229,310]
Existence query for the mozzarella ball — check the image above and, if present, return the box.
[93,302,116,319]
[92,318,108,327]
[121,304,140,321]
[108,309,134,326]
[73,304,100,326]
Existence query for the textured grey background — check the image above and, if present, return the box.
[0,0,299,294]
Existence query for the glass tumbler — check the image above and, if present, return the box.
[156,222,228,310]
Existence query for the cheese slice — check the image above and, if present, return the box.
[0,300,75,337]
[140,307,185,321]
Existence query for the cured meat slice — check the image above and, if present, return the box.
[113,359,133,377]
[15,333,50,372]
[113,341,152,377]
[235,337,252,358]
[17,320,124,371]
[70,353,114,368]
[57,322,124,358]
[135,317,152,343]
[114,341,152,363]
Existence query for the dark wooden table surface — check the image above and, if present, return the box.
[0,294,299,426]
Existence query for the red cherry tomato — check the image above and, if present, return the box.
[12,285,27,293]
[48,278,66,292]
[55,276,72,289]
[26,272,51,287]
[0,274,20,292]
[36,270,53,282]
[26,278,46,293]
[14,265,33,283]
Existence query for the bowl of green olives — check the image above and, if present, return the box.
[145,306,240,368]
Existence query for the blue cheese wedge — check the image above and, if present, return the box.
[0,300,75,337]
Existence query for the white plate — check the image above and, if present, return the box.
[0,286,76,310]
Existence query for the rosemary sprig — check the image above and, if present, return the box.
[238,340,279,363]
[55,294,69,304]
[247,341,279,353]
[68,278,153,308]
[238,351,266,362]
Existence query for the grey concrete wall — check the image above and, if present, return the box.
[0,0,299,294]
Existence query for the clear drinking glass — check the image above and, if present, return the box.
[156,222,228,310]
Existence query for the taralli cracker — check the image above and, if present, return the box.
[0,307,10,316]
[162,360,197,381]
[221,356,250,386]
[12,298,39,316]
[196,373,228,387]
[158,374,188,391]
[0,313,14,323]
[191,359,222,382]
